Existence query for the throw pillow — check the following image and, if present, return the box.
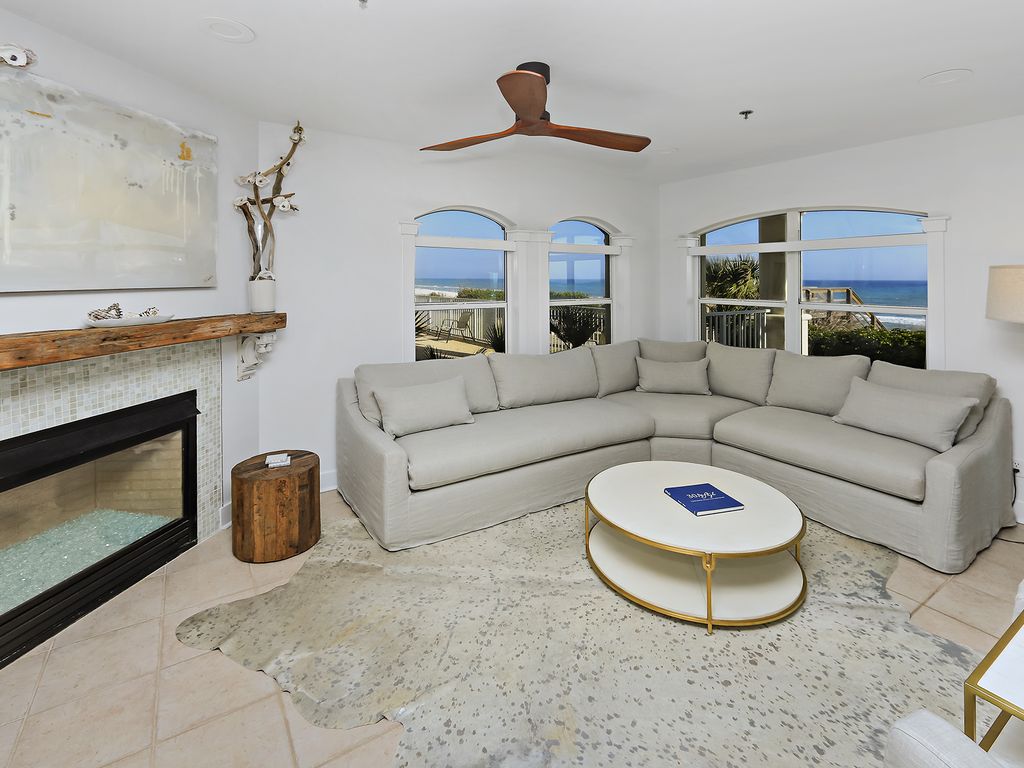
[638,338,707,362]
[867,360,996,442]
[592,340,640,397]
[354,354,498,428]
[706,342,776,405]
[833,377,979,453]
[636,357,711,395]
[373,376,475,438]
[487,347,599,408]
[766,350,871,416]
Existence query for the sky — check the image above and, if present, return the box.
[705,210,927,283]
[415,211,607,285]
[415,208,928,284]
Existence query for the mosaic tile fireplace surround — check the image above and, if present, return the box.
[0,341,224,664]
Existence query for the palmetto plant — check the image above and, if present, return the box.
[485,321,506,353]
[703,256,760,300]
[550,306,601,349]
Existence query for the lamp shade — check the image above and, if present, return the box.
[986,265,1024,323]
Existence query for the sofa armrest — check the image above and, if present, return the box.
[335,378,411,548]
[886,710,1000,768]
[924,397,1015,572]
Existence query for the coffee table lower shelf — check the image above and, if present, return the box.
[586,520,806,633]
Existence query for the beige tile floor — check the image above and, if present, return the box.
[0,492,400,768]
[1,490,1022,768]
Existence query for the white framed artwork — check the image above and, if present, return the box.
[0,71,217,292]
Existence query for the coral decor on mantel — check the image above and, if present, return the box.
[233,120,306,312]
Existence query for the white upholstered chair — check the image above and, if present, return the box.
[885,710,1024,768]
[885,581,1024,768]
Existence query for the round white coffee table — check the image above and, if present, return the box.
[585,461,806,634]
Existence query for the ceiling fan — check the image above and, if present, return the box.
[421,62,651,153]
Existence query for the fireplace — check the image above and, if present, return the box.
[0,392,199,665]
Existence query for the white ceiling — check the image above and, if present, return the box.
[4,0,1024,181]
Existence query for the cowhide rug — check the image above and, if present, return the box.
[177,502,980,767]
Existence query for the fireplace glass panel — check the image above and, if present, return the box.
[0,431,183,614]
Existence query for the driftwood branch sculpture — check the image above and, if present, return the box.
[233,120,305,281]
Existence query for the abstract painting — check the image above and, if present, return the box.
[0,71,217,292]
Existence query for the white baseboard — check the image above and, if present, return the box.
[320,468,337,492]
[219,501,232,530]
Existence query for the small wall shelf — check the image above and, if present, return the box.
[0,313,287,372]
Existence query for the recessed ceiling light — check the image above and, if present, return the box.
[203,17,256,44]
[919,68,974,87]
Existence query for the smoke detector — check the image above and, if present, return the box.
[203,17,256,44]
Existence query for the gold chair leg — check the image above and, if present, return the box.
[980,710,1012,751]
[702,553,715,634]
[965,689,977,741]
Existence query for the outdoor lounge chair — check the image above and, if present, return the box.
[436,311,475,342]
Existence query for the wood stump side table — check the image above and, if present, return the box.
[231,451,321,563]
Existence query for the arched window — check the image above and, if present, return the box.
[414,210,507,360]
[695,208,929,367]
[549,220,612,353]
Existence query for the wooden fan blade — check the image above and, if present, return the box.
[496,70,547,120]
[420,125,518,151]
[542,123,651,152]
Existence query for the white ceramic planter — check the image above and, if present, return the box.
[248,277,276,313]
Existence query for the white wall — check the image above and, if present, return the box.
[0,9,262,512]
[256,122,660,488]
[658,114,1024,503]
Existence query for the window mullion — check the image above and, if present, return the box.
[784,211,802,354]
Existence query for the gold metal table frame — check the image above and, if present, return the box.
[964,608,1024,750]
[584,488,807,635]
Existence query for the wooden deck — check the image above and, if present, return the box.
[415,331,492,358]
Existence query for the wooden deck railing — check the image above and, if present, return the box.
[801,287,885,329]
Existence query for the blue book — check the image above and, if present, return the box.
[664,483,744,516]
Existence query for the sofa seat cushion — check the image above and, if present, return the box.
[604,391,754,439]
[714,406,937,501]
[397,398,655,491]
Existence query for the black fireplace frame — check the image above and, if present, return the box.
[0,391,199,667]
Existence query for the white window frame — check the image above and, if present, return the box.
[399,214,634,359]
[680,210,947,369]
[400,217,514,362]
[548,223,614,353]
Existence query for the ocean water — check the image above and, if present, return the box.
[803,279,926,328]
[803,279,926,308]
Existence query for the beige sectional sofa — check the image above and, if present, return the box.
[336,339,1014,573]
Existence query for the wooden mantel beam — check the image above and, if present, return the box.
[0,313,287,372]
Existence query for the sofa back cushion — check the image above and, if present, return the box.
[354,354,499,427]
[638,338,707,362]
[592,340,640,397]
[636,357,711,395]
[867,360,996,441]
[766,351,871,416]
[374,376,475,438]
[488,347,599,408]
[833,377,978,453]
[706,342,776,405]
